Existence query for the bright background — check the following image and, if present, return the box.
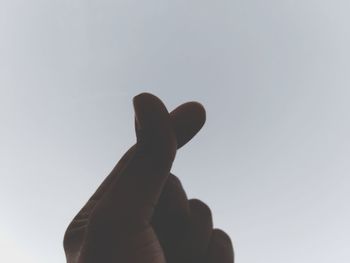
[1,1,350,262]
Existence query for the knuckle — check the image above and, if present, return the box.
[189,198,212,220]
[167,174,182,188]
[212,228,234,252]
[213,228,231,243]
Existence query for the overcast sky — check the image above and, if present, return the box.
[1,0,350,262]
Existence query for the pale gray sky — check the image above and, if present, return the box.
[1,1,350,262]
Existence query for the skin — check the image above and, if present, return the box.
[63,92,234,263]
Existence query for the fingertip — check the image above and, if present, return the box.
[132,92,170,130]
[133,92,168,121]
[133,92,158,105]
[170,101,206,149]
[186,101,206,127]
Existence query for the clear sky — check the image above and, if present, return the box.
[1,1,350,262]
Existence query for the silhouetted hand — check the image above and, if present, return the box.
[63,93,234,263]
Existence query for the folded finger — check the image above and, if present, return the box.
[205,229,234,263]
[151,173,191,261]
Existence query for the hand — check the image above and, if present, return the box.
[63,92,234,263]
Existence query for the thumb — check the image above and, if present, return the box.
[92,93,177,233]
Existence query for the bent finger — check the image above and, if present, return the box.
[206,229,234,263]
